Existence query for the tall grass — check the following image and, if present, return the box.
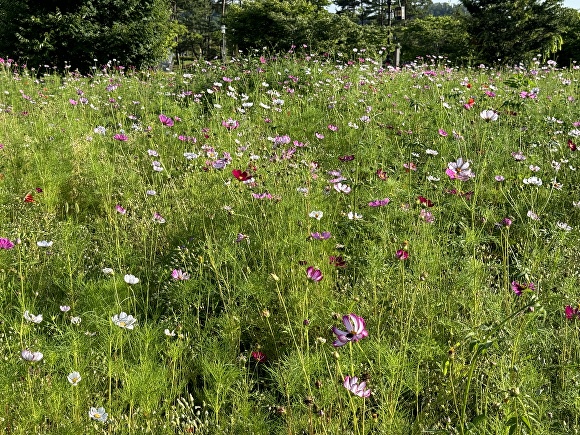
[0,53,579,434]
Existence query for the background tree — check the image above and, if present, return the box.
[174,0,214,60]
[0,0,178,73]
[460,0,565,65]
[399,15,473,63]
[555,7,580,67]
[225,0,387,53]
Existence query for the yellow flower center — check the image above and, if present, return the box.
[94,413,101,419]
[118,321,126,327]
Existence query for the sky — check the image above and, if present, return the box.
[562,0,580,8]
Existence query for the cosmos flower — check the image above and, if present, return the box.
[67,371,82,386]
[232,169,251,181]
[565,305,580,320]
[251,351,267,362]
[222,118,239,130]
[523,176,542,186]
[309,211,324,220]
[23,310,43,324]
[89,407,108,422]
[343,376,371,397]
[306,266,323,282]
[333,183,351,194]
[347,211,363,220]
[124,274,139,284]
[480,109,499,121]
[171,269,190,280]
[159,114,174,127]
[446,157,474,181]
[332,314,368,347]
[368,198,390,207]
[511,281,535,296]
[395,249,409,260]
[21,349,43,362]
[0,238,14,250]
[311,231,331,240]
[37,240,53,247]
[111,312,137,329]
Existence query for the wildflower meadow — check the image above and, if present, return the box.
[0,53,579,434]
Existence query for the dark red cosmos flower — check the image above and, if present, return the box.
[232,169,251,181]
[417,196,434,207]
[329,255,347,268]
[339,155,355,162]
[568,139,577,151]
[24,193,34,203]
[35,187,43,193]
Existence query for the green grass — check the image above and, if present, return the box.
[0,53,579,434]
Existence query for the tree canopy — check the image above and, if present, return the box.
[0,0,178,72]
[460,0,565,64]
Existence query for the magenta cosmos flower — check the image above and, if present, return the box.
[306,266,323,282]
[332,314,368,347]
[511,280,535,296]
[565,305,580,320]
[0,238,15,250]
[343,375,371,397]
[159,114,174,127]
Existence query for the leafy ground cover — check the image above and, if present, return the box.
[0,53,579,434]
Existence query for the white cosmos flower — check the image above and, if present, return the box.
[67,371,82,385]
[112,312,137,329]
[124,274,139,284]
[23,310,43,324]
[527,210,540,221]
[347,211,363,220]
[37,240,53,247]
[480,109,499,121]
[309,210,324,220]
[523,176,542,186]
[557,222,572,231]
[89,407,108,422]
[333,183,351,194]
[21,349,43,362]
[102,267,114,275]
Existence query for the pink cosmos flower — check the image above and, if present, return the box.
[171,269,190,280]
[115,204,126,215]
[311,232,331,240]
[343,376,371,398]
[438,129,448,137]
[113,134,128,141]
[328,124,338,131]
[222,118,239,130]
[446,157,474,181]
[332,314,368,347]
[306,266,323,282]
[368,198,390,207]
